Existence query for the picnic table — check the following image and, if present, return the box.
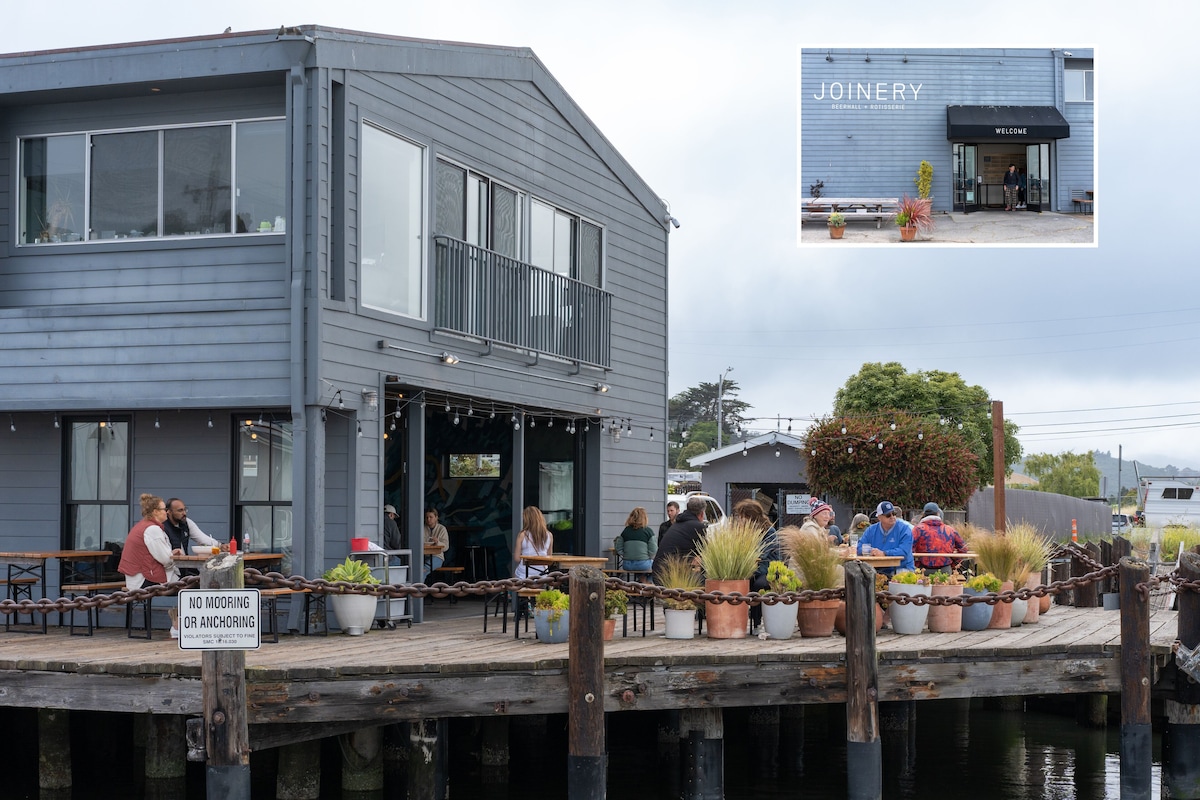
[1,549,113,634]
[804,197,900,229]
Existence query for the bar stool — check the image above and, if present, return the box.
[126,595,153,639]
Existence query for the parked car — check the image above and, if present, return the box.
[667,492,725,526]
[1112,513,1132,532]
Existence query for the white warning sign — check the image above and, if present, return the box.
[178,589,261,650]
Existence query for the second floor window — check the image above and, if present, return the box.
[434,159,524,260]
[530,199,603,287]
[18,119,285,245]
[1065,68,1093,102]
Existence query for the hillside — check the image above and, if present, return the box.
[1018,451,1200,501]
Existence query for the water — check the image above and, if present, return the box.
[2,699,1163,798]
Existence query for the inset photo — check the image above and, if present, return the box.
[798,47,1095,246]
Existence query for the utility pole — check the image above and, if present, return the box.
[716,367,732,449]
[992,400,1006,533]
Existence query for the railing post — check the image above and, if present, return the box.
[1168,552,1200,798]
[202,555,250,800]
[1119,556,1152,800]
[567,566,605,800]
[844,560,881,800]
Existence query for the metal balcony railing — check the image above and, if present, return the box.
[433,235,612,369]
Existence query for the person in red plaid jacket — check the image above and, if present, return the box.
[912,502,967,573]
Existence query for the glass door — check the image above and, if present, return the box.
[1025,143,1050,212]
[953,144,980,213]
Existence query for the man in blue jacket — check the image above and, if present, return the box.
[857,500,914,575]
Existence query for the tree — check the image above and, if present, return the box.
[1023,451,1102,498]
[804,412,979,511]
[833,362,1022,488]
[668,379,751,449]
[677,441,710,469]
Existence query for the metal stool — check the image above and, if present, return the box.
[126,595,153,639]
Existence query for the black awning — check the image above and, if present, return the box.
[946,105,1070,140]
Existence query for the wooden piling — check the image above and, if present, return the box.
[275,739,321,800]
[657,710,682,797]
[567,565,606,799]
[404,719,446,799]
[480,716,510,785]
[1118,556,1152,799]
[1167,552,1200,798]
[340,725,383,792]
[679,708,723,800]
[145,714,186,779]
[1072,545,1099,608]
[202,555,250,800]
[38,708,71,791]
[844,560,881,800]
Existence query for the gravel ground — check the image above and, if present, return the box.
[800,209,1095,245]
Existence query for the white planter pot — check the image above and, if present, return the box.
[330,593,379,635]
[664,608,696,639]
[887,582,932,635]
[761,600,797,640]
[1009,598,1028,627]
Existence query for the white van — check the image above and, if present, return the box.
[1139,477,1200,528]
[667,492,725,525]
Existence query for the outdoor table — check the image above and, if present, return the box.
[839,554,902,569]
[0,549,112,634]
[423,544,446,572]
[521,554,609,572]
[175,552,285,568]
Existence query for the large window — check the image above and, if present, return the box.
[65,419,130,550]
[18,119,285,244]
[235,417,293,555]
[361,122,425,319]
[530,199,603,287]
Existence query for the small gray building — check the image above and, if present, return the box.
[0,27,670,602]
[801,47,1094,213]
[688,433,824,528]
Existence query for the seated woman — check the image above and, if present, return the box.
[117,493,179,590]
[614,506,656,572]
[424,507,450,571]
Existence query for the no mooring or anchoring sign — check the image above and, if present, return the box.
[178,589,261,650]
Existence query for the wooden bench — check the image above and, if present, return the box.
[804,197,901,229]
[2,577,43,633]
[259,588,326,642]
[1070,189,1094,214]
[62,581,125,636]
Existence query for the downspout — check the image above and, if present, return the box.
[288,59,313,581]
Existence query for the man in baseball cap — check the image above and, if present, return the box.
[383,504,401,550]
[856,500,914,575]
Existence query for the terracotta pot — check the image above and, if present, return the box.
[833,601,884,636]
[795,597,841,638]
[1039,593,1052,615]
[899,225,917,242]
[1023,574,1041,624]
[602,618,616,641]
[705,579,750,639]
[927,584,963,633]
[829,225,845,239]
[987,581,1015,629]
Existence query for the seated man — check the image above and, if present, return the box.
[912,502,967,573]
[857,500,914,576]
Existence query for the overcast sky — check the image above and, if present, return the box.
[5,2,1196,469]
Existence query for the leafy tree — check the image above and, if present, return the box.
[1023,451,1102,498]
[669,379,751,444]
[684,420,718,449]
[833,362,1021,488]
[804,412,979,511]
[677,441,710,469]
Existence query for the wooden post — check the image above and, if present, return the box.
[146,714,187,779]
[1119,556,1152,799]
[1168,552,1200,798]
[657,710,682,798]
[480,716,510,785]
[38,708,72,791]
[680,708,723,800]
[404,719,445,798]
[844,560,881,800]
[747,705,781,779]
[567,565,606,799]
[275,739,321,800]
[202,555,250,800]
[992,400,1006,533]
[1072,547,1099,609]
[340,726,383,792]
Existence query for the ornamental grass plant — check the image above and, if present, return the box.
[655,553,703,610]
[697,518,767,581]
[968,529,1022,584]
[1007,522,1053,582]
[776,525,843,591]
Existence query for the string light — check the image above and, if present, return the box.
[917,429,924,440]
[9,415,14,433]
[847,445,853,453]
[357,422,362,437]
[207,414,214,429]
[53,414,60,429]
[453,412,460,425]
[154,414,160,429]
[840,423,847,434]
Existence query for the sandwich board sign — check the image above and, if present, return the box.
[178,589,261,650]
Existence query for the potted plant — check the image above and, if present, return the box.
[323,557,381,635]
[655,554,702,639]
[894,194,934,242]
[962,572,1002,630]
[926,569,964,633]
[777,526,843,637]
[970,530,1021,629]
[532,588,570,643]
[827,211,846,239]
[759,560,801,640]
[696,519,766,639]
[887,569,932,634]
[914,160,934,200]
[602,588,628,641]
[1008,522,1053,622]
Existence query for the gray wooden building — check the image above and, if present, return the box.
[801,47,1094,213]
[0,27,670,603]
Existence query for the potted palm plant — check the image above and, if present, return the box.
[655,554,702,639]
[696,519,767,639]
[533,588,570,643]
[759,560,801,640]
[887,569,932,634]
[323,557,382,635]
[827,211,846,239]
[777,526,843,637]
[894,194,934,242]
[602,588,628,641]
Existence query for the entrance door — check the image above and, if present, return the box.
[1025,143,1050,212]
[953,144,980,213]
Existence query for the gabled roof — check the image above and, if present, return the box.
[688,432,807,467]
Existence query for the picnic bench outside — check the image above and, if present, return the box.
[1070,189,1094,214]
[803,197,900,229]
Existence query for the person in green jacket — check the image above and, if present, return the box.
[615,507,657,572]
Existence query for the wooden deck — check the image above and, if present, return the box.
[0,603,1181,735]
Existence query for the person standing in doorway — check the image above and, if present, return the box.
[1004,164,1020,211]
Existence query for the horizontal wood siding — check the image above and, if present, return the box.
[0,87,293,410]
[802,49,1062,213]
[1058,103,1095,206]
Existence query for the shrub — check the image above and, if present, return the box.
[765,560,801,594]
[965,572,1002,593]
[892,568,928,585]
[655,554,703,610]
[604,589,628,618]
[323,557,381,585]
[828,211,846,228]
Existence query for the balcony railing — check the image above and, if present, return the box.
[433,235,612,369]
